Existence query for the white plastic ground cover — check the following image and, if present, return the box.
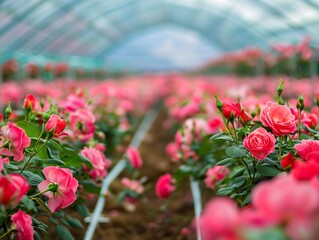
[84,104,160,240]
[190,178,203,240]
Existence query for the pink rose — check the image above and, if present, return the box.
[69,109,95,142]
[291,151,319,180]
[281,152,296,169]
[0,123,31,161]
[294,140,319,160]
[243,127,276,160]
[204,166,230,189]
[11,210,34,240]
[200,198,240,240]
[23,94,36,110]
[222,102,241,119]
[45,114,67,137]
[60,94,87,112]
[165,142,180,162]
[126,146,143,169]
[38,166,78,212]
[155,174,175,198]
[121,177,144,194]
[0,174,30,208]
[260,101,297,136]
[81,147,111,180]
[207,117,223,134]
[252,175,319,223]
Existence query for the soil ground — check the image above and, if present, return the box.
[68,111,196,240]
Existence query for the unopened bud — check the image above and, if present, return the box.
[215,95,223,112]
[277,80,284,97]
[5,102,12,120]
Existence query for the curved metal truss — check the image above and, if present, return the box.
[0,0,319,63]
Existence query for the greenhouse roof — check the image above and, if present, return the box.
[1,0,319,67]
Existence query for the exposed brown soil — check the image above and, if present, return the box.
[63,111,196,240]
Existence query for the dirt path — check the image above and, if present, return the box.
[90,111,195,240]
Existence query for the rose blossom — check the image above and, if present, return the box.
[23,94,36,110]
[45,114,67,137]
[252,175,319,223]
[243,127,276,160]
[121,177,144,194]
[291,152,319,180]
[11,210,34,240]
[126,146,143,169]
[0,174,30,208]
[294,139,319,160]
[81,147,111,180]
[38,166,78,212]
[59,94,87,112]
[204,166,230,189]
[222,102,241,119]
[281,152,296,168]
[260,101,296,136]
[155,174,175,198]
[69,109,95,141]
[0,123,30,162]
[200,198,240,240]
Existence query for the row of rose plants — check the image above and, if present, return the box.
[1,60,107,81]
[0,77,168,239]
[156,76,319,240]
[199,37,316,77]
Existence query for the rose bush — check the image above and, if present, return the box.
[0,78,162,239]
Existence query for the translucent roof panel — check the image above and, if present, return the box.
[0,0,319,69]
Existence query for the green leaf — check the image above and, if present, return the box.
[257,165,280,177]
[48,139,63,152]
[56,225,75,240]
[117,191,127,204]
[52,210,65,218]
[179,165,193,174]
[32,217,49,232]
[41,158,66,166]
[49,216,58,225]
[232,177,246,188]
[6,164,19,171]
[210,133,234,142]
[60,147,93,169]
[225,146,247,158]
[17,121,42,137]
[19,196,36,212]
[216,158,232,166]
[231,167,245,178]
[34,231,41,240]
[0,212,6,227]
[36,145,49,159]
[79,180,101,194]
[241,193,251,206]
[22,171,44,186]
[34,198,51,214]
[66,216,83,228]
[246,227,288,240]
[75,204,90,217]
[61,219,70,226]
[216,187,234,196]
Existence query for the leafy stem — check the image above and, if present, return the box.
[20,137,49,174]
[0,229,14,239]
[277,136,283,161]
[241,157,252,180]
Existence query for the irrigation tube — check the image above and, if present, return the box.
[190,177,202,240]
[84,104,160,240]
